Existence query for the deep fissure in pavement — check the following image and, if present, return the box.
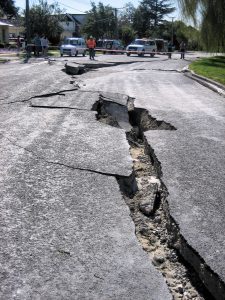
[95,95,217,300]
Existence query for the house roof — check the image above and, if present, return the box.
[0,18,24,27]
[60,13,87,25]
[0,21,13,26]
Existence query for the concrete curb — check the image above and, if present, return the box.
[182,66,225,98]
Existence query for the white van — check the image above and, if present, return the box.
[126,39,156,57]
[60,37,86,57]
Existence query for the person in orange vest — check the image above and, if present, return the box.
[86,36,96,60]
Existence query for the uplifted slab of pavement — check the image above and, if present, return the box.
[0,135,172,300]
[1,106,132,177]
[31,90,100,110]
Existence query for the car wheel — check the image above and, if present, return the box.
[126,52,130,56]
[83,51,86,57]
[75,51,78,57]
[60,53,63,57]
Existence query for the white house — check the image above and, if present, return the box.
[0,20,13,44]
[60,13,87,40]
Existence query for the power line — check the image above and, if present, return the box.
[56,1,87,14]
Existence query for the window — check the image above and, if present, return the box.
[134,40,145,45]
[70,40,78,45]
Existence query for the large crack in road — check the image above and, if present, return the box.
[96,96,221,299]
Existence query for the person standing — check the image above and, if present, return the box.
[33,33,41,57]
[41,35,49,57]
[167,40,172,59]
[180,41,186,59]
[16,35,21,56]
[86,36,96,60]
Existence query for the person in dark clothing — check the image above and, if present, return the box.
[168,41,173,59]
[33,33,41,57]
[180,41,186,59]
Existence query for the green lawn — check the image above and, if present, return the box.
[189,56,225,86]
[48,50,60,57]
[0,58,8,63]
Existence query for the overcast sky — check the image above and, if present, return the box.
[15,0,180,18]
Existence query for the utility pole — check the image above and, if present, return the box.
[171,17,175,45]
[114,8,118,39]
[113,7,125,39]
[25,0,30,43]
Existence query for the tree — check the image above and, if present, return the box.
[116,3,136,45]
[119,25,136,45]
[132,6,150,37]
[178,0,225,51]
[0,0,18,18]
[82,2,116,39]
[133,0,175,37]
[28,0,64,44]
[118,2,136,26]
[172,20,202,50]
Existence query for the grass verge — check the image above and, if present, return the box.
[189,56,225,86]
[0,58,9,63]
[48,50,60,57]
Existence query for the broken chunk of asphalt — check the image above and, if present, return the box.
[145,127,225,300]
[0,107,133,178]
[65,62,86,75]
[139,183,161,216]
[63,60,137,75]
[95,95,218,299]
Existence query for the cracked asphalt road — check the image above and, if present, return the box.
[0,52,224,299]
[0,57,172,300]
[78,53,225,298]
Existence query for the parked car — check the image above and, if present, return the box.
[126,39,156,57]
[60,37,86,57]
[155,39,171,53]
[96,39,124,54]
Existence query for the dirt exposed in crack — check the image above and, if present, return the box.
[125,141,211,300]
[95,95,213,300]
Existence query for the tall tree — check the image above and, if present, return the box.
[0,0,18,18]
[28,0,64,43]
[117,3,136,45]
[178,0,225,51]
[82,2,116,39]
[133,0,175,37]
[118,2,136,26]
[133,6,151,37]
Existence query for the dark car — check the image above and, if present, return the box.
[97,39,124,54]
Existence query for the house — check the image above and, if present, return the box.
[0,20,13,44]
[0,17,25,43]
[60,13,87,40]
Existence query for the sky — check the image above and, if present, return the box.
[15,0,180,18]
